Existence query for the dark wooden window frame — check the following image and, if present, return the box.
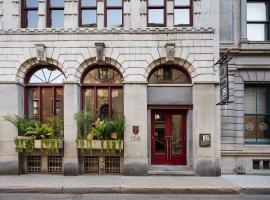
[78,0,97,27]
[247,0,270,40]
[174,0,193,26]
[147,0,166,27]
[47,0,65,28]
[24,66,65,122]
[104,0,124,27]
[81,65,123,120]
[21,0,39,28]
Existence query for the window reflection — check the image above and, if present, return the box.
[106,0,123,27]
[50,0,64,7]
[247,24,266,41]
[175,0,190,6]
[174,9,190,25]
[27,11,38,28]
[148,9,164,25]
[82,0,96,7]
[80,0,97,27]
[107,0,122,7]
[148,0,164,6]
[48,0,64,28]
[247,2,267,21]
[26,0,38,7]
[28,67,65,84]
[23,0,38,28]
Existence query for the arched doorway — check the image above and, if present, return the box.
[148,64,192,165]
[81,65,123,121]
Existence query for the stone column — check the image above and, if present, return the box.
[0,83,23,175]
[64,0,78,28]
[97,0,104,29]
[240,0,248,41]
[123,83,148,175]
[38,0,46,28]
[192,83,221,176]
[63,82,80,175]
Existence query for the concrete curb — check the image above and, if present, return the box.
[239,188,270,194]
[0,186,241,194]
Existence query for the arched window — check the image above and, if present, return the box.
[148,65,191,84]
[25,66,65,127]
[81,65,123,121]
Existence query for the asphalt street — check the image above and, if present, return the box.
[0,193,269,200]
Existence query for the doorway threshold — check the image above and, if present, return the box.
[148,165,195,176]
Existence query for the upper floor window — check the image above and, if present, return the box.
[174,0,192,26]
[148,65,191,84]
[247,0,269,41]
[47,0,64,28]
[79,0,97,27]
[244,85,270,144]
[147,0,166,27]
[105,0,123,27]
[22,0,39,28]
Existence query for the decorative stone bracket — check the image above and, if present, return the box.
[165,43,175,63]
[35,44,47,64]
[95,42,105,64]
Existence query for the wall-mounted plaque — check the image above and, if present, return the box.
[199,134,211,147]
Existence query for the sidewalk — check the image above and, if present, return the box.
[0,174,269,194]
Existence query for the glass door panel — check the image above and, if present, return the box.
[97,88,109,120]
[28,88,39,120]
[41,87,54,123]
[112,89,123,118]
[171,114,182,154]
[55,88,63,119]
[154,113,166,154]
[84,88,95,121]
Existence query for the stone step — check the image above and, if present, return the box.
[148,165,196,176]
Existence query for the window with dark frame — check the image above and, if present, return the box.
[174,0,192,26]
[21,0,39,28]
[47,0,65,28]
[79,0,97,27]
[147,0,166,27]
[105,0,123,27]
[244,85,270,144]
[247,0,270,41]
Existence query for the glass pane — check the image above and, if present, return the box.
[97,89,109,120]
[148,9,164,26]
[28,88,39,120]
[84,89,95,121]
[175,0,190,6]
[112,89,123,118]
[82,0,96,7]
[107,9,122,27]
[107,0,122,7]
[148,0,164,6]
[51,10,64,28]
[41,88,54,123]
[171,115,182,154]
[244,87,256,114]
[257,115,270,144]
[247,2,267,21]
[29,68,65,84]
[26,0,38,7]
[257,87,266,114]
[244,115,257,143]
[247,24,266,41]
[83,67,122,84]
[174,9,190,25]
[55,88,63,119]
[154,114,165,154]
[82,10,97,26]
[27,10,38,28]
[50,0,64,7]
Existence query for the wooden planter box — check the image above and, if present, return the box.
[76,139,124,152]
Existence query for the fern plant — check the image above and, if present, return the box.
[25,121,53,139]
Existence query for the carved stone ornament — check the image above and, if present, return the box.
[165,43,175,63]
[35,44,47,64]
[95,43,105,63]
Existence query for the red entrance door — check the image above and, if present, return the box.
[151,110,187,165]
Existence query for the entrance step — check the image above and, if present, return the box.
[148,165,195,176]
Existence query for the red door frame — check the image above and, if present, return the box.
[151,109,187,165]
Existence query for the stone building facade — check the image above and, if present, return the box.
[0,0,222,176]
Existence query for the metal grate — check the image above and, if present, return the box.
[48,156,62,173]
[27,156,41,173]
[105,157,120,173]
[84,157,99,173]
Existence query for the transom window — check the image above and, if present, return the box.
[79,0,97,27]
[174,0,192,26]
[244,85,270,144]
[47,0,65,28]
[147,0,166,27]
[82,65,123,121]
[22,0,39,28]
[148,65,191,84]
[105,0,123,27]
[25,66,65,128]
[247,0,269,41]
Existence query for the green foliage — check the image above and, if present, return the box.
[3,114,35,136]
[92,120,106,140]
[25,121,53,139]
[14,136,34,153]
[113,116,125,140]
[41,139,61,154]
[48,116,64,138]
[76,139,92,153]
[74,112,92,139]
[103,120,116,139]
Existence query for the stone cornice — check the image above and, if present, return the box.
[0,27,215,35]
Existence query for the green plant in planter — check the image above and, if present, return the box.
[113,116,125,140]
[3,114,35,136]
[25,121,53,139]
[92,119,106,140]
[103,120,116,139]
[14,136,34,153]
[48,116,64,138]
[41,139,61,154]
[76,139,92,153]
[74,112,92,139]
